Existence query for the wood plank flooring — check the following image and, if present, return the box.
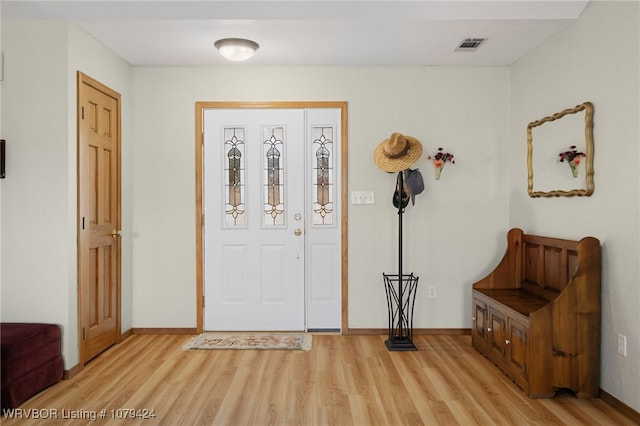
[2,334,635,425]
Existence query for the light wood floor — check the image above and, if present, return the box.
[3,334,635,425]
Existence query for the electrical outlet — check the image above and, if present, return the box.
[617,333,627,357]
[427,285,437,299]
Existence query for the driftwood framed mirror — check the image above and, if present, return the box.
[527,102,594,197]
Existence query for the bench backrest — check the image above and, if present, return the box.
[521,234,580,301]
[472,228,600,298]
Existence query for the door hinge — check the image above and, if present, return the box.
[82,216,85,230]
[202,296,205,307]
[81,106,85,120]
[202,214,204,227]
[82,327,86,341]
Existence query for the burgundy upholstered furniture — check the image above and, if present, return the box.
[1,323,64,409]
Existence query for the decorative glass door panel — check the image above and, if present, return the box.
[263,126,286,227]
[312,126,334,226]
[224,127,246,228]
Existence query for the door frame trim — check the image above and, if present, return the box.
[77,71,122,365]
[195,101,348,334]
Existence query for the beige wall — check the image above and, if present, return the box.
[509,1,640,411]
[128,65,509,328]
[1,20,72,359]
[0,20,132,368]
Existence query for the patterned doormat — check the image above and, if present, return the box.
[182,333,312,351]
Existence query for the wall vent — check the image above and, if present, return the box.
[455,38,487,52]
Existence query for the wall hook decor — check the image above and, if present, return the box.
[559,145,586,178]
[427,147,455,180]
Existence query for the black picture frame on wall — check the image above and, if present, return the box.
[1,139,5,179]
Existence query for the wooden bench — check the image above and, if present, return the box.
[471,228,600,398]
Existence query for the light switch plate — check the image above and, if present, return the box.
[351,191,375,204]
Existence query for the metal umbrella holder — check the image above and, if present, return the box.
[384,170,419,351]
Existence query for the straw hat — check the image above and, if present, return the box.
[373,132,423,173]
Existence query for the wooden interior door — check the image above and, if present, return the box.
[77,72,121,364]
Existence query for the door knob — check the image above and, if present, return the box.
[111,229,121,237]
[294,228,302,236]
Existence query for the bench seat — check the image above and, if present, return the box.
[474,288,550,317]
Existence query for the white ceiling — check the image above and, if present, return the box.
[2,0,590,66]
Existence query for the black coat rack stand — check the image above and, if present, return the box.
[384,170,419,351]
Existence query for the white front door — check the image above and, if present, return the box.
[204,109,304,330]
[203,107,342,331]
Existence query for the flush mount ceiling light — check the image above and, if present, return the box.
[214,38,259,61]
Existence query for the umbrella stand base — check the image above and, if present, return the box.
[385,336,417,351]
[383,273,419,352]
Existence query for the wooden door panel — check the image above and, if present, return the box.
[507,317,529,392]
[100,245,115,321]
[508,318,528,372]
[89,248,98,326]
[508,319,528,374]
[88,146,98,224]
[488,307,507,365]
[78,72,121,364]
[474,299,487,338]
[472,298,488,352]
[102,148,113,223]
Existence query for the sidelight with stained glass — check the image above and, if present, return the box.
[312,126,334,225]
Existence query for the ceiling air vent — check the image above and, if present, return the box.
[455,38,487,52]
